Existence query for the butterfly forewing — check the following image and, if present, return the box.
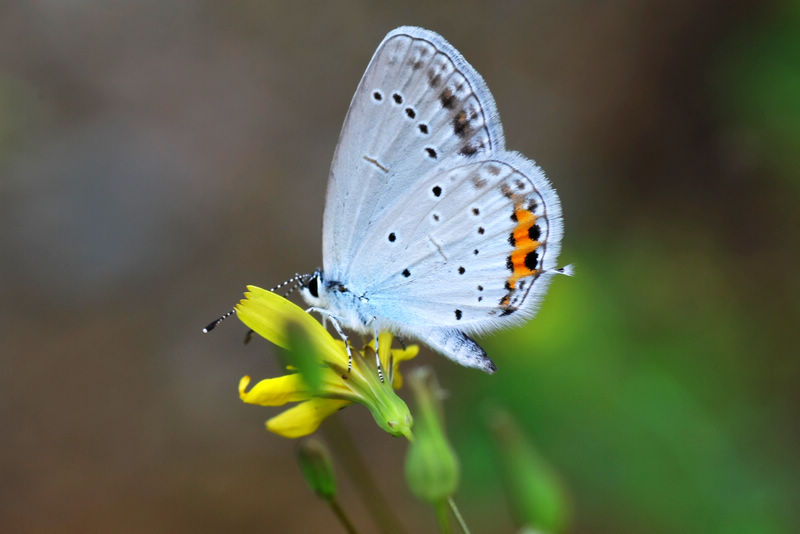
[323,27,505,279]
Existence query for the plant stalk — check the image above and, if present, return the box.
[324,416,408,534]
[448,497,472,534]
[329,498,359,534]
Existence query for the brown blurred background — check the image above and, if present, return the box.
[2,1,798,533]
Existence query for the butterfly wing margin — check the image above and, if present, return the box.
[322,26,506,280]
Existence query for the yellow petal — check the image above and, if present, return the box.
[235,286,345,365]
[266,398,351,438]
[239,375,309,406]
[393,344,420,364]
[377,332,394,370]
[391,344,419,389]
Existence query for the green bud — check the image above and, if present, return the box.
[297,438,337,501]
[485,406,570,532]
[404,367,459,503]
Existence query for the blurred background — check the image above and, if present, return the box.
[1,1,798,532]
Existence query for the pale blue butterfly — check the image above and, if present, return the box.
[207,27,571,375]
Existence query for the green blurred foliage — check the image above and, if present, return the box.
[283,321,325,395]
[485,405,570,533]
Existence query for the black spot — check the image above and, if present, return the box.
[510,212,518,222]
[428,70,441,87]
[505,281,512,290]
[440,88,455,109]
[506,256,513,271]
[433,213,440,221]
[525,250,539,271]
[472,207,480,216]
[459,145,478,157]
[500,308,516,316]
[425,147,437,159]
[508,234,516,247]
[478,296,483,302]
[516,179,525,190]
[412,60,422,70]
[388,232,396,242]
[418,123,429,134]
[473,249,479,255]
[528,201,538,212]
[405,107,416,118]
[478,226,485,234]
[392,93,403,104]
[402,268,410,277]
[432,185,442,197]
[455,309,462,320]
[453,111,468,136]
[373,91,383,101]
[477,285,484,291]
[458,266,465,275]
[529,225,541,241]
[307,275,319,298]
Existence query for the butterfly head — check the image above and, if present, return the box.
[300,270,368,330]
[299,269,327,308]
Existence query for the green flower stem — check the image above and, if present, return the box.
[324,416,409,534]
[447,497,472,534]
[328,498,359,534]
[435,500,452,534]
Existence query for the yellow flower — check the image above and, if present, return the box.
[235,286,417,439]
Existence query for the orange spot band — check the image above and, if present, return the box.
[506,207,541,289]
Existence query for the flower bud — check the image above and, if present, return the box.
[297,438,337,501]
[404,367,459,503]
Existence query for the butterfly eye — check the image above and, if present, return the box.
[307,275,319,298]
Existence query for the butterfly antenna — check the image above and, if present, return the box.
[283,277,305,298]
[202,309,236,334]
[270,273,309,293]
[203,273,311,335]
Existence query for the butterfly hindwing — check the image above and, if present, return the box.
[323,27,505,280]
[350,153,564,336]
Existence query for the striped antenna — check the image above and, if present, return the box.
[270,273,311,293]
[202,309,235,333]
[202,273,312,334]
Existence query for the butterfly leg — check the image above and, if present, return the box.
[373,330,384,383]
[306,307,353,373]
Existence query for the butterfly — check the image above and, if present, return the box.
[208,27,571,375]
